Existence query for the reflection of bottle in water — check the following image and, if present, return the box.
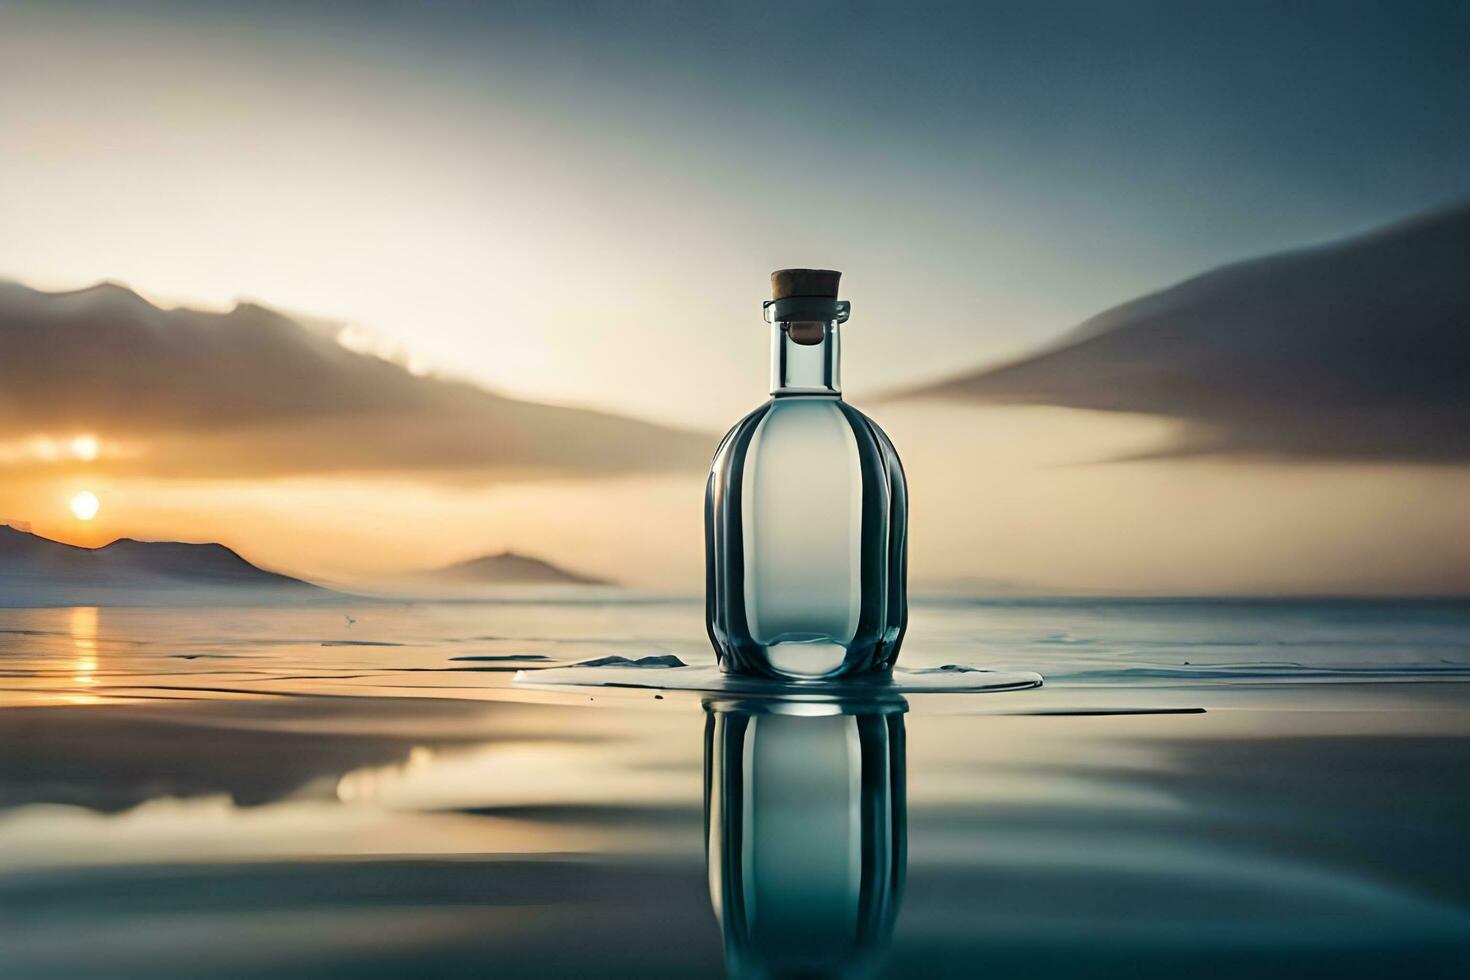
[705,696,907,978]
[706,270,908,680]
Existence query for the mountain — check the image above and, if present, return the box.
[0,524,334,606]
[0,280,712,480]
[419,550,611,587]
[896,202,1470,462]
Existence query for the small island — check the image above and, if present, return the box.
[415,550,612,587]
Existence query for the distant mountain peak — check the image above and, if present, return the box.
[895,201,1470,463]
[0,526,333,606]
[57,280,154,310]
[421,550,611,587]
[0,276,713,482]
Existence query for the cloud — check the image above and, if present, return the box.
[0,280,712,479]
[897,202,1470,463]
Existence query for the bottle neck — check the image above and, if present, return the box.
[770,319,842,396]
[764,298,849,397]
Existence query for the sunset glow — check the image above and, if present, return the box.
[71,434,100,461]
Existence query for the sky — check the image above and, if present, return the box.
[0,1,1467,592]
[3,1,1466,425]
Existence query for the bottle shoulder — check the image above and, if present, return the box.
[717,397,856,441]
[715,398,900,440]
[710,397,905,479]
[710,401,772,470]
[832,401,905,468]
[831,399,893,436]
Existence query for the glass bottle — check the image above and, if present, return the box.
[705,269,908,680]
[705,695,907,978]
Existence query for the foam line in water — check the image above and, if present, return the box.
[513,659,1043,695]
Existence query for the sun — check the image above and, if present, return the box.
[70,490,100,521]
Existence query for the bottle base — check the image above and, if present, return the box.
[715,633,900,682]
[763,637,849,678]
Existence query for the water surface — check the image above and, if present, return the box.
[1,599,1467,976]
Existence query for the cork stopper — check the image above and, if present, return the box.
[771,268,841,301]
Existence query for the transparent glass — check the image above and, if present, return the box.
[705,696,907,977]
[705,300,908,679]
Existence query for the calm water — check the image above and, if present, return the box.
[1,598,1468,977]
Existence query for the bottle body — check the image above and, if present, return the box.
[706,394,907,679]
